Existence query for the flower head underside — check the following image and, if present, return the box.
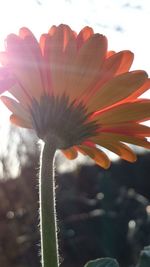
[0,24,150,168]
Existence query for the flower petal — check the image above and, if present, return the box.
[10,114,32,128]
[1,95,31,122]
[19,27,42,60]
[39,33,53,94]
[9,84,31,107]
[94,99,150,124]
[82,51,134,103]
[61,147,78,160]
[19,27,48,90]
[56,34,77,96]
[46,25,76,96]
[103,50,133,77]
[0,67,16,93]
[91,133,150,149]
[76,26,94,49]
[87,71,148,112]
[106,51,116,58]
[0,52,9,65]
[77,145,110,169]
[96,139,137,162]
[115,50,134,74]
[6,33,43,100]
[66,34,107,100]
[48,25,57,36]
[126,78,150,101]
[100,123,150,136]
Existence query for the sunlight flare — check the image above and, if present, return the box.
[0,24,150,169]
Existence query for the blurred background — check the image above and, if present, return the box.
[0,1,150,267]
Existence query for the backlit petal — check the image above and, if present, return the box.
[76,26,94,49]
[1,95,31,122]
[6,34,43,100]
[100,123,150,136]
[19,27,47,91]
[77,145,110,169]
[87,71,148,112]
[103,50,133,77]
[95,99,150,124]
[61,147,78,160]
[10,114,32,128]
[0,25,150,167]
[96,139,137,162]
[39,34,53,94]
[125,79,150,101]
[106,51,116,57]
[115,50,134,74]
[0,67,16,93]
[47,25,76,96]
[91,133,150,149]
[82,51,134,103]
[66,34,107,100]
[9,84,31,107]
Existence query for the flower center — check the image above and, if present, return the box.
[30,94,98,149]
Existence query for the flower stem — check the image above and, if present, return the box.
[39,137,59,267]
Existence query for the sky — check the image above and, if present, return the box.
[0,0,150,67]
[0,0,150,122]
[0,0,150,175]
[0,0,150,121]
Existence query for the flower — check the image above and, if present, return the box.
[0,24,150,168]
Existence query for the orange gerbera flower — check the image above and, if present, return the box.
[0,24,150,168]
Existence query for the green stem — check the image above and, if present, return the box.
[39,137,59,267]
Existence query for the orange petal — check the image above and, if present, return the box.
[40,33,49,56]
[47,25,75,96]
[87,71,148,112]
[56,34,77,96]
[91,133,150,149]
[6,33,43,101]
[76,26,94,49]
[1,95,31,122]
[10,114,32,128]
[19,27,47,90]
[103,50,133,76]
[61,147,78,160]
[82,51,134,103]
[95,99,150,124]
[77,145,110,169]
[48,25,57,36]
[100,123,150,137]
[39,34,52,94]
[103,50,133,78]
[115,50,134,74]
[51,24,74,49]
[125,79,150,101]
[95,139,137,162]
[19,27,34,39]
[106,50,116,58]
[66,34,107,100]
[19,27,41,57]
[9,84,31,107]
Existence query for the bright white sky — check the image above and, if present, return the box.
[0,0,150,174]
[0,0,150,66]
[0,0,150,120]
